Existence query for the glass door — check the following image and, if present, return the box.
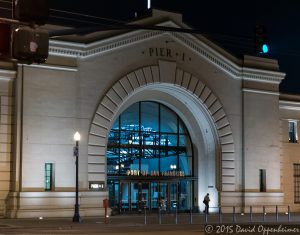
[120,182,129,211]
[160,182,168,211]
[130,182,139,210]
[141,182,149,209]
[151,182,159,210]
[108,180,119,209]
[170,182,178,211]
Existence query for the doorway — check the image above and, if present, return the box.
[108,179,194,213]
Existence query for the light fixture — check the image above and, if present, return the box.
[74,131,81,141]
[170,164,177,170]
[73,131,81,223]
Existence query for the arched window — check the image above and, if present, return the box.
[107,101,193,177]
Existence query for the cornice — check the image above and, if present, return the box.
[0,69,16,81]
[243,88,279,96]
[279,100,300,111]
[49,21,285,85]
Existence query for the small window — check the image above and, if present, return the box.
[259,169,266,192]
[45,163,54,191]
[294,164,300,203]
[289,120,298,143]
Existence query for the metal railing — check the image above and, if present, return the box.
[109,205,295,225]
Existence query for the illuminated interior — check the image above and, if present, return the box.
[107,101,196,212]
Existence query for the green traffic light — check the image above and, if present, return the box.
[262,44,269,54]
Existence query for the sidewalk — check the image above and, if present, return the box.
[0,212,300,235]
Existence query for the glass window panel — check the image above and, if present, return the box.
[179,154,192,176]
[161,134,177,147]
[121,183,129,209]
[141,102,159,132]
[160,155,177,173]
[107,101,193,178]
[111,117,119,130]
[179,181,192,210]
[289,121,298,143]
[121,102,139,130]
[107,146,119,175]
[170,183,178,209]
[141,183,149,208]
[141,156,158,175]
[179,134,188,147]
[151,182,159,209]
[161,106,177,133]
[179,119,188,134]
[45,163,54,191]
[131,182,138,209]
[160,183,168,210]
[108,180,119,208]
[294,164,300,203]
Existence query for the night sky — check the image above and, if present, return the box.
[46,1,300,94]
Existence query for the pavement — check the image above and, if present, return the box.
[0,212,300,235]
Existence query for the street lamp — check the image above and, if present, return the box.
[73,131,81,222]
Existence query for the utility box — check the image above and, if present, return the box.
[12,26,49,63]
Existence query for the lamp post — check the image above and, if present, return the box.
[73,131,81,222]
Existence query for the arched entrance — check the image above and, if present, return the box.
[107,101,194,212]
[88,62,236,212]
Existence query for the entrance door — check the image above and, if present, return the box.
[141,182,149,209]
[130,182,150,211]
[151,182,159,210]
[130,182,138,210]
[120,182,129,211]
[170,182,178,210]
[114,180,194,213]
[159,182,168,211]
[108,180,119,208]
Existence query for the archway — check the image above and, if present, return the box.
[88,62,236,211]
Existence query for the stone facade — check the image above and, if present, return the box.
[0,9,298,218]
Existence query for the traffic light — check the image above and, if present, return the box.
[12,26,49,63]
[11,0,49,63]
[255,25,269,54]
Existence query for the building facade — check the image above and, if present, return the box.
[0,9,298,218]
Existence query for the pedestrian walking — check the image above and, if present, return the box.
[203,193,210,214]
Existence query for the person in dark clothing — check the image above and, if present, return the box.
[203,193,210,214]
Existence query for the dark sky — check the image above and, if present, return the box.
[47,0,300,94]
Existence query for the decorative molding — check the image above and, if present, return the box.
[23,64,78,72]
[279,100,300,111]
[242,67,284,84]
[0,69,16,81]
[49,21,285,85]
[243,88,280,96]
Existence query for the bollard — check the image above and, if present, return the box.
[276,205,278,222]
[158,207,162,225]
[175,205,178,224]
[263,206,266,222]
[250,206,253,223]
[103,199,109,224]
[288,206,291,222]
[144,206,147,225]
[233,206,236,223]
[219,207,222,224]
[189,208,193,224]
